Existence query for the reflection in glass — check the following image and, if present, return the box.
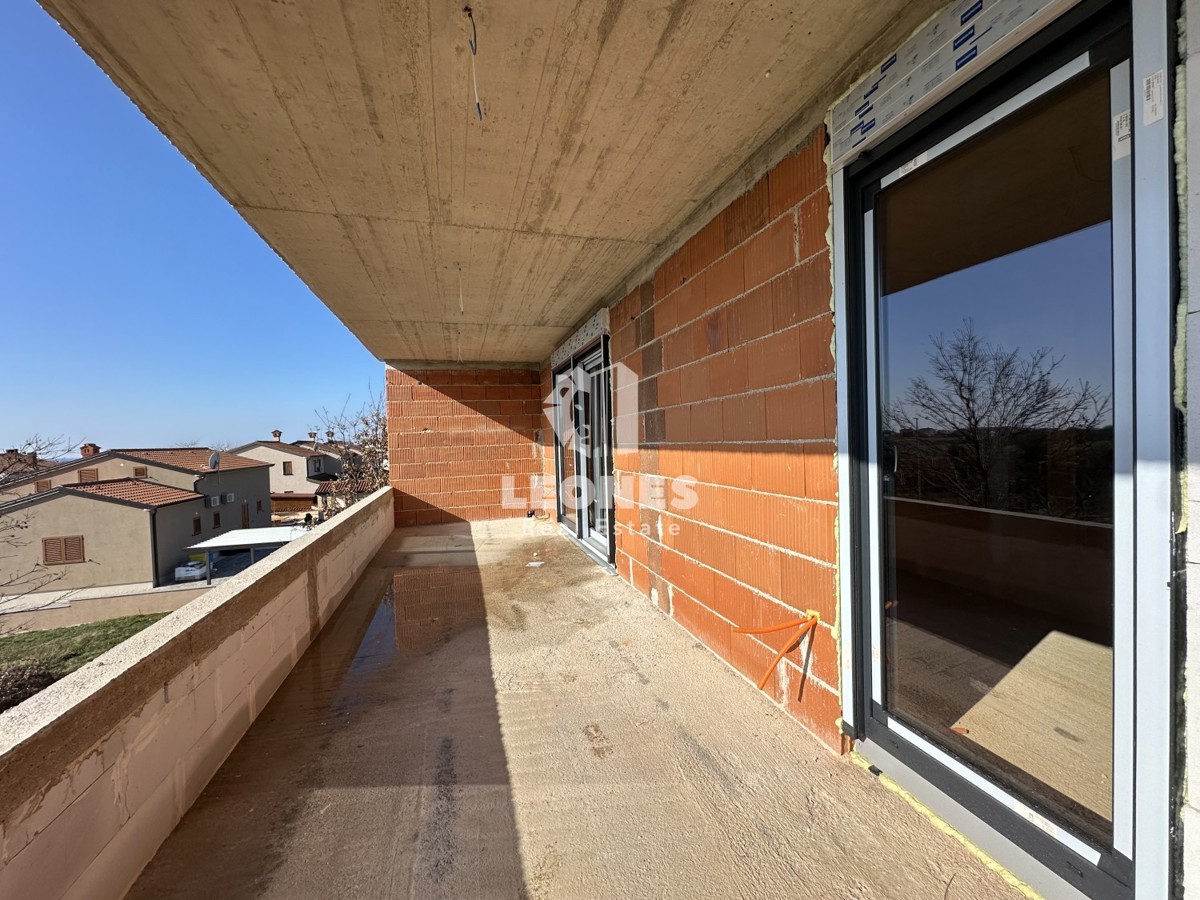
[875,70,1115,845]
[555,371,577,530]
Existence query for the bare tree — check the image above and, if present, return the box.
[0,435,77,603]
[314,391,388,513]
[886,320,1111,514]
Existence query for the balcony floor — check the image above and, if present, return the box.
[128,520,1017,899]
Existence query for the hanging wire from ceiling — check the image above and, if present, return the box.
[464,6,483,121]
[457,264,465,362]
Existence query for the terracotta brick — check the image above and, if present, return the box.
[746,327,802,391]
[734,538,782,599]
[743,216,796,290]
[723,176,770,250]
[799,188,831,260]
[728,283,775,347]
[678,362,711,404]
[701,525,739,576]
[708,448,753,491]
[687,217,725,275]
[708,347,749,398]
[780,663,843,751]
[787,620,839,688]
[764,381,826,440]
[779,553,837,623]
[663,328,694,371]
[658,368,682,407]
[774,252,831,327]
[797,314,834,378]
[721,394,767,442]
[705,248,745,307]
[728,630,782,698]
[802,445,837,501]
[690,400,724,443]
[769,130,827,219]
[751,451,805,497]
[703,310,728,355]
[388,368,542,522]
[672,590,732,661]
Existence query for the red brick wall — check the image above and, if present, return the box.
[608,128,842,749]
[539,365,558,515]
[386,367,545,525]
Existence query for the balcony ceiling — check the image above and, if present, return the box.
[41,0,939,365]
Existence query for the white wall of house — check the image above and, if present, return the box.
[230,444,339,497]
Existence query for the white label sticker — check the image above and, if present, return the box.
[1015,804,1060,839]
[1143,70,1165,125]
[897,151,929,179]
[1113,109,1132,160]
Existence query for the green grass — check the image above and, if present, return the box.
[0,613,170,711]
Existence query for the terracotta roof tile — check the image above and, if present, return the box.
[255,441,321,458]
[66,478,203,508]
[113,448,269,473]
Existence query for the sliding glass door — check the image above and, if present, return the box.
[855,36,1134,894]
[554,341,614,563]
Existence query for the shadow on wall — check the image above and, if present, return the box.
[388,368,545,525]
[127,529,529,900]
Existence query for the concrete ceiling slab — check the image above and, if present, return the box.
[40,0,943,364]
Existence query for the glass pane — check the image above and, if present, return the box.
[555,371,577,529]
[875,69,1114,845]
[589,364,611,545]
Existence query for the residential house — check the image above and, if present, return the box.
[0,448,64,480]
[230,430,343,512]
[0,445,272,593]
[0,479,208,592]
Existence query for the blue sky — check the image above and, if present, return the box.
[0,4,383,452]
[880,223,1115,426]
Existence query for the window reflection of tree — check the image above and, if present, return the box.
[884,319,1113,522]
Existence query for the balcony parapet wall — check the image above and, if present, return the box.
[0,486,395,900]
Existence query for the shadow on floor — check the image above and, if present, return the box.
[128,528,529,900]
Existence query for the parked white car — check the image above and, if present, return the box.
[174,561,208,582]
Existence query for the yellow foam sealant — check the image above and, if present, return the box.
[848,751,1043,899]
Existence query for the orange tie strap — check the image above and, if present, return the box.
[733,611,820,691]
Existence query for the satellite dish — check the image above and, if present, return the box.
[208,451,221,471]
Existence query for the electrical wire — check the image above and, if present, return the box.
[465,6,483,120]
[733,611,821,691]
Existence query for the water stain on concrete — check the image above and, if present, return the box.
[128,520,1020,900]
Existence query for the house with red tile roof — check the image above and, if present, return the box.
[0,445,273,595]
[231,431,344,512]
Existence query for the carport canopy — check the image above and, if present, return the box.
[187,526,310,553]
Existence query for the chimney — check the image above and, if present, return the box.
[271,430,282,441]
[326,430,335,442]
[308,431,317,444]
[80,442,100,457]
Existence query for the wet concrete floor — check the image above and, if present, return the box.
[128,520,1018,900]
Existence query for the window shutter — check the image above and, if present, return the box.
[213,512,221,528]
[64,536,84,563]
[42,536,84,564]
[42,538,64,565]
[192,515,202,536]
[283,461,293,475]
[79,468,98,483]
[35,479,51,492]
[133,466,148,478]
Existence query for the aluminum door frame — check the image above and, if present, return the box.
[830,3,1175,894]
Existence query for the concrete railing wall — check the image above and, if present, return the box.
[0,487,394,900]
